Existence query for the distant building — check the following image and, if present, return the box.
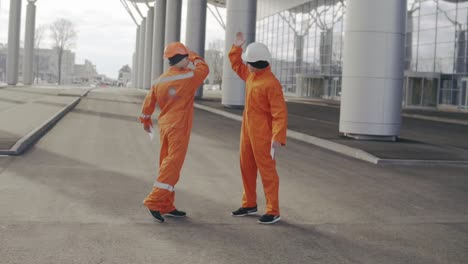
[0,44,76,85]
[118,65,131,87]
[73,59,98,85]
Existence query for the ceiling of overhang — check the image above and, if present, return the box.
[128,0,226,5]
[127,0,468,13]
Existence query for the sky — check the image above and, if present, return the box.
[0,0,226,79]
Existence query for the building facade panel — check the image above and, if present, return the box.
[257,0,468,111]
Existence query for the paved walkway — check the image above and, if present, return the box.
[0,87,467,263]
[0,86,89,154]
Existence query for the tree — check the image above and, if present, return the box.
[49,18,77,85]
[206,40,224,88]
[34,24,47,84]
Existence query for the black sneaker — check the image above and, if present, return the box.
[258,214,281,224]
[145,208,165,223]
[164,209,186,218]
[231,206,258,216]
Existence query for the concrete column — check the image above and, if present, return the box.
[131,52,136,87]
[221,0,257,107]
[164,0,182,71]
[339,0,406,139]
[143,7,154,90]
[23,1,37,85]
[152,0,166,80]
[186,0,207,98]
[137,18,146,89]
[132,26,141,88]
[6,0,22,85]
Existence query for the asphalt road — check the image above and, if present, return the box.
[0,88,467,264]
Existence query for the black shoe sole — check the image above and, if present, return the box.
[145,208,165,223]
[258,216,281,224]
[164,213,186,218]
[231,210,258,217]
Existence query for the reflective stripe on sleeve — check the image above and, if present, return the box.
[153,181,175,192]
[152,71,194,86]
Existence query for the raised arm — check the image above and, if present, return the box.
[188,51,210,91]
[229,32,249,81]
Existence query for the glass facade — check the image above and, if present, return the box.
[256,0,468,110]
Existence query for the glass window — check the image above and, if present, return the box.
[419,13,437,31]
[457,2,468,12]
[411,43,419,72]
[437,25,456,44]
[419,0,437,16]
[435,57,454,73]
[436,41,455,60]
[410,10,420,33]
[419,28,436,45]
[419,42,436,58]
[437,0,457,12]
[437,9,457,29]
[418,58,435,72]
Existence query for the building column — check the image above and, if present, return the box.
[163,0,182,71]
[143,7,154,90]
[137,18,147,89]
[185,0,207,98]
[339,0,406,140]
[6,0,22,85]
[221,0,257,107]
[152,0,166,80]
[23,1,37,85]
[132,26,141,88]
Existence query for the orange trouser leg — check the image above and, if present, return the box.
[240,124,258,208]
[143,127,190,214]
[251,138,280,216]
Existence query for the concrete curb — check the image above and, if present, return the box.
[376,159,468,166]
[0,97,81,156]
[58,88,92,97]
[286,129,380,164]
[401,113,468,126]
[194,103,379,164]
[194,103,468,166]
[194,103,242,122]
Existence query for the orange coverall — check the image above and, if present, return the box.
[139,52,209,214]
[229,45,288,216]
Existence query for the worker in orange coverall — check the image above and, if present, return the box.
[139,42,209,223]
[229,32,288,224]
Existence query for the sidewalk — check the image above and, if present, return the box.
[0,86,89,155]
[195,95,468,165]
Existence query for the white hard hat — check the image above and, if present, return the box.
[241,42,271,62]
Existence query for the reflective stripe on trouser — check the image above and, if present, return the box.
[143,126,191,214]
[240,122,280,215]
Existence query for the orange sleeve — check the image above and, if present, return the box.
[228,45,249,81]
[139,86,157,124]
[188,51,210,92]
[268,80,288,145]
